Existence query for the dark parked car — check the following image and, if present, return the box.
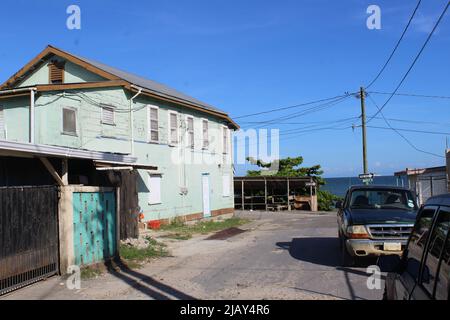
[337,185,419,266]
[379,194,450,300]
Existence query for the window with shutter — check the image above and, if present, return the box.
[101,105,115,125]
[62,107,77,135]
[148,106,159,142]
[0,108,5,139]
[223,126,228,154]
[48,61,65,84]
[187,116,194,149]
[222,174,231,197]
[148,174,162,204]
[202,119,209,149]
[169,112,178,144]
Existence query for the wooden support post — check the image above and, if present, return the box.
[264,178,268,211]
[62,158,69,186]
[287,178,291,211]
[241,180,245,210]
[39,157,65,186]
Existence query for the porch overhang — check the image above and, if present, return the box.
[93,160,157,171]
[0,139,136,163]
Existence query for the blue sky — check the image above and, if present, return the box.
[1,0,449,177]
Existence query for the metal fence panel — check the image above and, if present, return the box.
[0,186,59,296]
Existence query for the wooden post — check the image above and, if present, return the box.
[287,178,291,211]
[264,178,268,211]
[62,158,69,186]
[40,157,65,186]
[241,180,245,210]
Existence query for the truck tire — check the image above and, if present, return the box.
[340,236,355,267]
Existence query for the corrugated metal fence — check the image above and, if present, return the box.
[0,186,59,296]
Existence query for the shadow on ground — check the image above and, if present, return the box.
[104,259,196,300]
[276,237,378,268]
[276,237,384,300]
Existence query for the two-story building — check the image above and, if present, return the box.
[0,45,238,293]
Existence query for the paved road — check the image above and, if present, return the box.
[2,211,384,300]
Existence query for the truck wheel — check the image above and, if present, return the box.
[382,286,388,300]
[341,237,354,267]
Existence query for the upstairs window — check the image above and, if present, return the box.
[169,112,178,145]
[48,61,65,84]
[0,108,5,139]
[62,107,77,135]
[202,119,209,149]
[186,116,194,149]
[148,106,159,143]
[101,105,115,125]
[223,126,229,154]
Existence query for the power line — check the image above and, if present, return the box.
[367,1,450,123]
[369,116,450,127]
[279,118,357,136]
[367,94,445,158]
[251,95,352,129]
[232,94,352,119]
[366,0,423,89]
[237,116,360,125]
[367,91,450,100]
[366,125,450,136]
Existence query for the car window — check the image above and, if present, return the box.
[349,189,416,210]
[433,206,450,300]
[420,207,450,297]
[405,207,437,280]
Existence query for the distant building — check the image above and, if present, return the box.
[395,166,447,204]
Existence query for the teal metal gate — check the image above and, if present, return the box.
[73,191,116,266]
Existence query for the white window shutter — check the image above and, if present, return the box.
[222,174,231,197]
[0,108,5,139]
[102,106,115,125]
[149,175,162,204]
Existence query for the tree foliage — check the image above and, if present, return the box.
[246,156,324,184]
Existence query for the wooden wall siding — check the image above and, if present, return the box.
[1,52,236,224]
[0,186,59,295]
[107,170,139,240]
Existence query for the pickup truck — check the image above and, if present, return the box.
[336,185,418,266]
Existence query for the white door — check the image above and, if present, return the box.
[202,174,211,217]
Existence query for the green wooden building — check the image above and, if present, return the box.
[0,45,238,227]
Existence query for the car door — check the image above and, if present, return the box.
[411,205,450,300]
[337,190,349,235]
[392,206,438,300]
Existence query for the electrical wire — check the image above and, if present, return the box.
[367,1,450,123]
[367,94,445,158]
[248,95,352,129]
[367,91,450,100]
[366,0,422,89]
[232,94,352,119]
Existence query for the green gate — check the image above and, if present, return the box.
[73,191,116,265]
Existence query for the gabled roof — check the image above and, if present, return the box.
[1,45,238,129]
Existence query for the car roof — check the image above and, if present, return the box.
[425,193,450,206]
[347,185,411,192]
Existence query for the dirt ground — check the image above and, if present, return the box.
[1,211,384,300]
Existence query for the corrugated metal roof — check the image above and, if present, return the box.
[65,50,226,115]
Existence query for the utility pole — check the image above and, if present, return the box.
[359,87,369,184]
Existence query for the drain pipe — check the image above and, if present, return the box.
[0,87,37,143]
[129,85,143,156]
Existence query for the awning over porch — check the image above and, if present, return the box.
[93,160,157,171]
